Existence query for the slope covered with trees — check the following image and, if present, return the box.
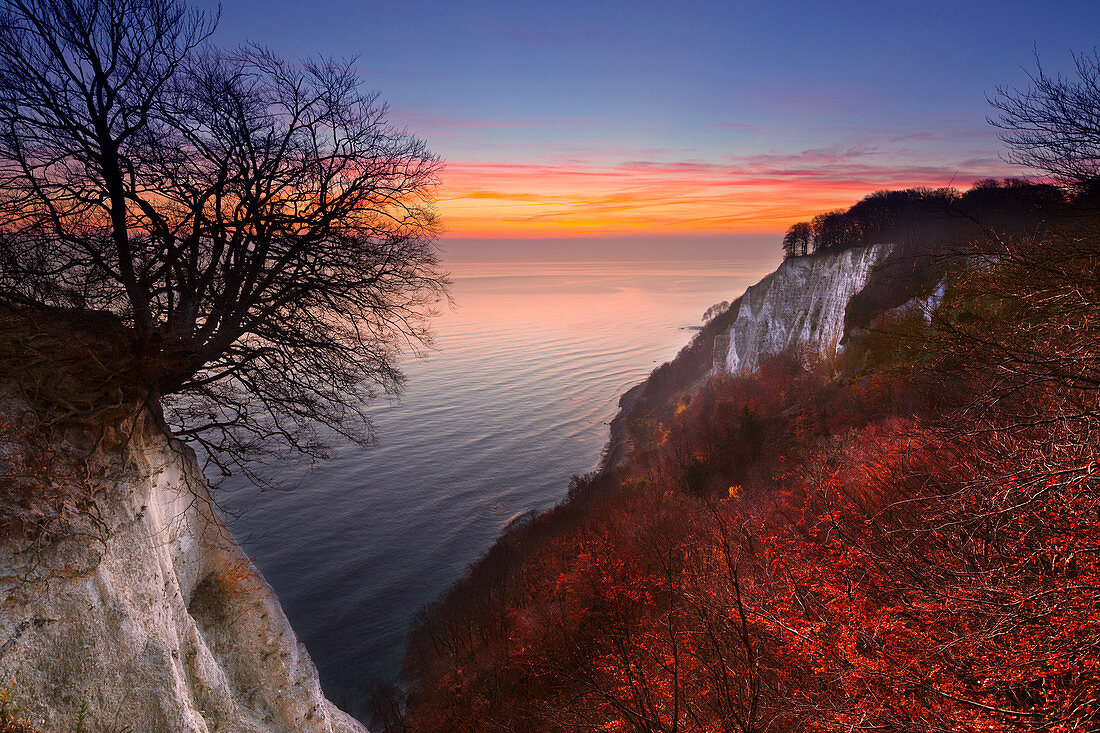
[379,53,1100,733]
[385,216,1098,731]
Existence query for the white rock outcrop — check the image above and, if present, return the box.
[0,403,367,733]
[720,243,893,374]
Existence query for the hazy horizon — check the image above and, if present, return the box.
[439,233,784,264]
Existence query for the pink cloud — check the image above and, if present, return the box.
[433,142,1019,237]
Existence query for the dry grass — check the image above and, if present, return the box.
[0,720,45,733]
[0,305,150,539]
[0,305,147,422]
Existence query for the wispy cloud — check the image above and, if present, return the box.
[387,107,596,139]
[390,111,533,132]
[713,121,765,130]
[737,88,864,117]
[435,141,1018,237]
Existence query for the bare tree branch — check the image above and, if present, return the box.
[0,0,448,480]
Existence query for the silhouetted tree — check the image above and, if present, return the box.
[810,210,859,252]
[781,229,796,259]
[990,49,1100,190]
[0,0,446,476]
[957,178,1066,234]
[781,221,812,258]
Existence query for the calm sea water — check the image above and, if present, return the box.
[219,250,776,712]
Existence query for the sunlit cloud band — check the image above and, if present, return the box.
[436,146,1018,237]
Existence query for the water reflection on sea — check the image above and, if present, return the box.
[219,247,776,713]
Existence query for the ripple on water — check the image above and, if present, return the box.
[217,258,772,714]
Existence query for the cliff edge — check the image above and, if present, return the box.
[0,309,366,732]
[718,243,893,373]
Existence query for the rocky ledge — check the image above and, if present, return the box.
[0,309,366,733]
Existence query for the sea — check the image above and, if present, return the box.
[217,237,778,714]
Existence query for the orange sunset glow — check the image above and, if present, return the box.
[435,155,1016,237]
[5,0,1100,730]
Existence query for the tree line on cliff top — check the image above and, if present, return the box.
[782,50,1100,260]
[382,52,1100,732]
[780,179,1070,258]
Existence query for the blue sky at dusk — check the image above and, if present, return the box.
[202,1,1100,238]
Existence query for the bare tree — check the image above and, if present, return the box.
[781,222,811,258]
[780,229,796,259]
[989,49,1100,188]
[0,0,447,477]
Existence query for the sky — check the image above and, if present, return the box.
[199,0,1100,246]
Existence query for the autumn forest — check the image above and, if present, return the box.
[1,1,1098,730]
[378,59,1100,733]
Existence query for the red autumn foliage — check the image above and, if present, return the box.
[385,220,1100,733]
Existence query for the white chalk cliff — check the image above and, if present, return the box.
[719,243,894,373]
[0,396,367,733]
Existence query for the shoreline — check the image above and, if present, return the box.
[598,380,646,473]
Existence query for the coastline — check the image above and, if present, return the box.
[598,381,646,472]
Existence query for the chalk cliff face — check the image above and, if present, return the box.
[0,400,366,733]
[719,243,894,373]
